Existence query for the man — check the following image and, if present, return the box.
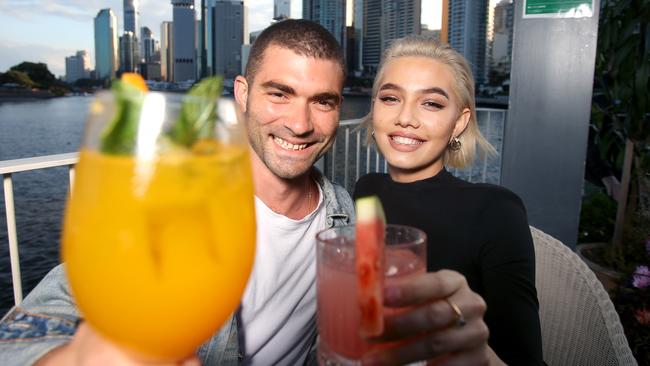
[0,20,494,365]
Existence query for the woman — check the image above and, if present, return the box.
[354,36,544,365]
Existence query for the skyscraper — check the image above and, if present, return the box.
[141,27,155,63]
[172,0,196,82]
[274,0,291,20]
[353,0,363,71]
[65,50,90,83]
[447,0,489,84]
[94,8,118,80]
[362,0,420,72]
[119,31,138,73]
[197,0,208,78]
[124,0,140,34]
[490,0,514,82]
[303,0,346,49]
[208,1,247,79]
[160,21,174,82]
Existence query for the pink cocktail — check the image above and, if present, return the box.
[316,225,427,365]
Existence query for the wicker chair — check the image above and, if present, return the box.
[531,226,637,365]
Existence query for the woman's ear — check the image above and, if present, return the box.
[453,108,471,137]
[234,75,249,113]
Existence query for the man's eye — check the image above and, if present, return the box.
[315,99,336,111]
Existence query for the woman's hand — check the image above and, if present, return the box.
[361,270,501,366]
[36,322,201,366]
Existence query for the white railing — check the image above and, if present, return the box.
[1,109,506,307]
[325,109,507,193]
[1,153,78,306]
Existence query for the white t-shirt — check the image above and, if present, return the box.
[238,185,326,366]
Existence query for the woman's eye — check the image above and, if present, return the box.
[423,101,444,109]
[379,96,399,104]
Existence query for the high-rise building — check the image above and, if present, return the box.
[119,31,139,73]
[65,50,90,83]
[94,8,118,80]
[490,0,514,82]
[172,0,196,82]
[160,21,174,82]
[273,0,301,20]
[141,26,155,63]
[447,0,489,84]
[362,0,420,72]
[124,0,140,61]
[303,0,346,49]
[124,0,140,34]
[353,0,363,71]
[198,0,208,78]
[274,0,291,20]
[208,1,247,79]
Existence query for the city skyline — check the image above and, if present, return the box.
[0,0,442,78]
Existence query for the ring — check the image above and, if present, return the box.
[445,299,466,328]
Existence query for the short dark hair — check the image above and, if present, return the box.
[244,19,346,83]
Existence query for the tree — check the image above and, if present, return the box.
[0,70,36,88]
[10,62,56,89]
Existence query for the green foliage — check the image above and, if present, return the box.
[9,62,57,89]
[0,70,36,88]
[578,186,617,243]
[167,76,223,147]
[73,78,104,88]
[592,0,650,162]
[99,79,145,155]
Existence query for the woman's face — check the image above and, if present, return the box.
[372,56,470,183]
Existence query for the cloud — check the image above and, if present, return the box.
[0,39,76,78]
[0,0,119,22]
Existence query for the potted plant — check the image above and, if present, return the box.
[578,0,649,361]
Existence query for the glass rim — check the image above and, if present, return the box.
[316,223,426,250]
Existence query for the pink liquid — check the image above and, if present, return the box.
[317,248,426,362]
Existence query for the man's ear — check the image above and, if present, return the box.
[234,75,249,113]
[453,108,471,138]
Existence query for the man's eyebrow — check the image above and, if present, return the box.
[260,81,295,95]
[379,83,450,100]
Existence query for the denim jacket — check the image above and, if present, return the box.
[0,171,354,366]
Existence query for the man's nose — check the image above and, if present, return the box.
[285,103,313,136]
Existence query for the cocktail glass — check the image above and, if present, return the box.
[62,90,256,361]
[316,224,427,365]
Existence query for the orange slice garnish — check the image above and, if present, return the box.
[121,72,148,92]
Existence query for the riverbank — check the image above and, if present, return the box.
[0,88,59,103]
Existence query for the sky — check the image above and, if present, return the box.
[0,0,441,78]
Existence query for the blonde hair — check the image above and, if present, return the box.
[363,35,496,168]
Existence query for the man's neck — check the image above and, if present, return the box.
[250,151,317,220]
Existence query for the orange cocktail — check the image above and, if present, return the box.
[62,77,255,361]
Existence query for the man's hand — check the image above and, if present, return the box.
[36,322,201,366]
[361,270,504,366]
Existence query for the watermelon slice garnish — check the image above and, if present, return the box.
[355,196,386,337]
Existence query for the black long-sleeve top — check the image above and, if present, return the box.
[353,169,544,365]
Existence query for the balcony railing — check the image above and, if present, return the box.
[0,109,506,307]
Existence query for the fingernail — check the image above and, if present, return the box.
[384,286,401,303]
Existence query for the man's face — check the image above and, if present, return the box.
[234,45,344,180]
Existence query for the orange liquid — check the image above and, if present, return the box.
[62,147,256,361]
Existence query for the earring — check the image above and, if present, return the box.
[449,137,461,151]
[371,130,375,139]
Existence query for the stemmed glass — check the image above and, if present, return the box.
[62,81,256,361]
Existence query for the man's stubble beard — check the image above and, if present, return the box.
[244,109,326,180]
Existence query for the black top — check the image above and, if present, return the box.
[354,170,544,366]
